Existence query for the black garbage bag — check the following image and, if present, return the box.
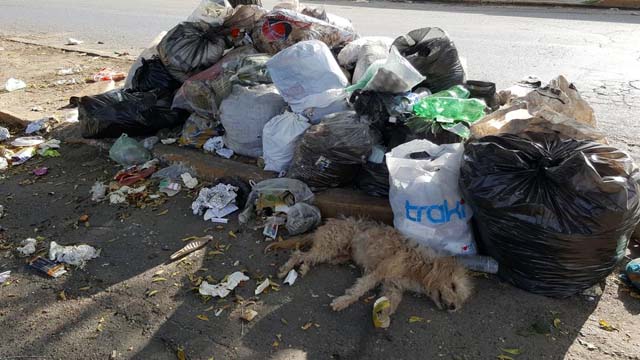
[392,28,465,93]
[356,159,389,197]
[157,22,227,82]
[459,132,640,297]
[131,56,182,93]
[288,111,373,190]
[78,89,188,138]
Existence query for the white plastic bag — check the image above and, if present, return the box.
[263,112,310,172]
[187,0,233,25]
[219,84,286,157]
[386,139,476,256]
[337,36,394,68]
[266,40,349,114]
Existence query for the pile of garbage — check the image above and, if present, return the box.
[66,0,640,298]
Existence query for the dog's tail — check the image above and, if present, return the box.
[264,234,313,254]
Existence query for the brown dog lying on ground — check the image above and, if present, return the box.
[266,217,472,314]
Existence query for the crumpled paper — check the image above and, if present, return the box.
[49,241,100,268]
[192,183,239,222]
[109,185,146,204]
[17,238,37,256]
[198,271,249,298]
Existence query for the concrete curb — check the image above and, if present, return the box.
[4,37,136,61]
[152,145,394,224]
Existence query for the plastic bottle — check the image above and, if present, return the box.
[413,92,486,122]
[455,255,499,274]
[428,85,470,99]
[386,90,431,116]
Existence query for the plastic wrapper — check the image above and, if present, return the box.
[78,89,188,139]
[262,112,310,173]
[157,22,227,81]
[239,177,315,224]
[109,134,152,166]
[347,47,424,93]
[460,132,640,297]
[267,40,348,114]
[252,9,357,55]
[392,27,465,93]
[131,56,181,93]
[387,139,476,255]
[337,36,394,69]
[179,113,221,148]
[219,84,286,157]
[187,0,233,25]
[288,111,373,190]
[49,241,100,268]
[286,202,322,235]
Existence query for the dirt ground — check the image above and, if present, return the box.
[1,38,640,360]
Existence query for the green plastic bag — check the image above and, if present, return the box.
[109,134,152,166]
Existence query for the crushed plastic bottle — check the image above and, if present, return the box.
[455,255,499,274]
[413,85,486,122]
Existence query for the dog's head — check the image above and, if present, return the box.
[420,258,472,312]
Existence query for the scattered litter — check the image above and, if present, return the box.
[90,182,107,202]
[598,319,617,332]
[0,158,7,171]
[625,258,640,290]
[4,78,26,92]
[192,183,239,222]
[33,167,48,176]
[38,139,61,152]
[160,138,177,145]
[159,179,182,197]
[241,309,258,322]
[283,269,298,286]
[216,148,234,159]
[255,278,272,295]
[114,164,157,186]
[88,68,126,82]
[0,127,10,141]
[198,271,249,298]
[373,296,391,328]
[408,316,424,323]
[203,136,224,153]
[31,106,44,112]
[49,241,100,267]
[79,214,89,223]
[196,314,209,321]
[142,136,160,150]
[17,238,37,256]
[25,117,54,134]
[57,67,81,75]
[109,185,146,204]
[0,271,10,284]
[500,348,522,355]
[11,147,36,165]
[169,235,212,260]
[67,37,84,45]
[11,136,45,147]
[181,173,198,189]
[54,78,79,86]
[29,257,67,278]
[578,339,597,351]
[581,284,603,298]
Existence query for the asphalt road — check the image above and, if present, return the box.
[2,0,640,155]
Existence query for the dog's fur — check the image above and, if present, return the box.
[270,218,472,314]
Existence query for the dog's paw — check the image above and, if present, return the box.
[330,296,353,312]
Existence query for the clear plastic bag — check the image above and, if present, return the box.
[286,202,322,235]
[288,111,373,190]
[337,36,394,69]
[262,112,310,173]
[347,47,424,94]
[386,139,476,256]
[187,0,233,25]
[109,134,152,166]
[239,178,315,224]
